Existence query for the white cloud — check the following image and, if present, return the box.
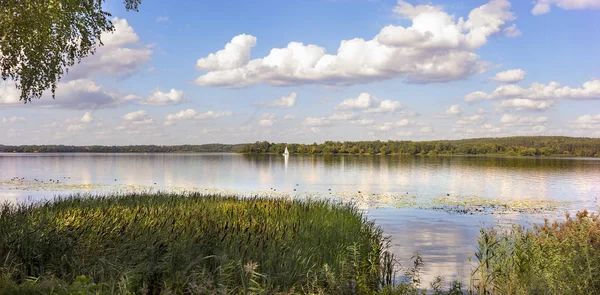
[464,79,600,109]
[122,110,151,123]
[500,99,554,110]
[371,122,395,132]
[254,92,297,108]
[396,131,413,137]
[80,112,94,124]
[491,69,526,83]
[196,34,257,71]
[328,113,359,121]
[395,119,415,126]
[259,119,275,127]
[284,114,296,120]
[165,109,198,121]
[456,114,486,126]
[1,116,25,123]
[142,89,185,106]
[532,125,547,133]
[532,0,600,15]
[445,104,463,116]
[165,109,232,122]
[569,114,600,129]
[500,114,548,126]
[197,111,232,120]
[0,79,134,109]
[194,0,516,88]
[66,18,152,80]
[67,124,85,132]
[156,16,169,22]
[303,117,333,127]
[503,24,522,37]
[335,93,403,113]
[464,91,489,102]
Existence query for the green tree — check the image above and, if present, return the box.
[1,0,141,102]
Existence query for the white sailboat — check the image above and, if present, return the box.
[283,146,290,156]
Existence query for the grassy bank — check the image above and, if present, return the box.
[0,193,401,294]
[472,210,600,295]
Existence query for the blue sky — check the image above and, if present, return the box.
[1,0,599,145]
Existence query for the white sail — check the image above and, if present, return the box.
[283,147,289,155]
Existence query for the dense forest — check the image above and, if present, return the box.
[239,137,600,157]
[0,144,247,153]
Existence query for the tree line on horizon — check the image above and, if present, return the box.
[0,144,247,153]
[1,137,599,157]
[239,136,600,157]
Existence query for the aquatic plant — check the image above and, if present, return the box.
[0,192,397,294]
[471,209,600,295]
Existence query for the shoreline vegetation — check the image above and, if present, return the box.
[1,193,598,294]
[1,136,599,157]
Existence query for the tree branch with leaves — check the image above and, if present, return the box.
[0,0,141,103]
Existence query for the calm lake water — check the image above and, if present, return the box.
[1,153,599,285]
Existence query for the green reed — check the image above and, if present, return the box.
[0,192,399,294]
[471,210,600,295]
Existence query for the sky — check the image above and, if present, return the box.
[1,0,599,145]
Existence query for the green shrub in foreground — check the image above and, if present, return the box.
[0,192,398,294]
[472,210,600,295]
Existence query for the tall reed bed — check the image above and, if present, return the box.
[472,210,600,295]
[0,192,395,294]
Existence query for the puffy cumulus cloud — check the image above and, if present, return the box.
[500,114,548,126]
[0,79,133,109]
[335,93,403,113]
[532,0,600,15]
[303,117,333,127]
[164,109,232,124]
[142,89,185,106]
[395,119,415,126]
[196,34,257,71]
[165,109,198,121]
[1,116,25,123]
[464,79,600,109]
[491,69,526,83]
[194,0,516,88]
[371,122,395,132]
[66,18,152,80]
[445,104,463,116]
[464,91,488,102]
[80,112,94,124]
[500,99,554,110]
[456,114,486,126]
[532,125,547,133]
[569,114,600,129]
[254,92,297,108]
[284,114,296,120]
[122,110,153,124]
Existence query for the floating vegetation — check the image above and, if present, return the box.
[422,195,573,215]
[0,178,577,215]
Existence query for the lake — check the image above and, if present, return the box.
[1,153,599,286]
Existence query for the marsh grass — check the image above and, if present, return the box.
[0,192,403,294]
[472,209,600,295]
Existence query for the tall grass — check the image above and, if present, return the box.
[0,192,397,294]
[472,210,600,295]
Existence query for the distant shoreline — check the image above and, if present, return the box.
[1,136,599,157]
